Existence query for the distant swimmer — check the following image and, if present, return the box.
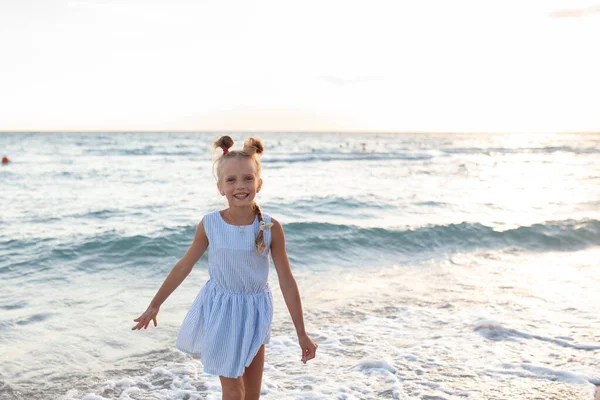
[1,156,9,164]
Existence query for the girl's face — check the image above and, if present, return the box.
[217,157,262,207]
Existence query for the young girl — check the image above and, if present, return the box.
[131,135,318,399]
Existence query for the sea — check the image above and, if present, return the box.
[1,132,599,400]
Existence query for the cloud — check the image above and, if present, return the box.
[550,5,600,18]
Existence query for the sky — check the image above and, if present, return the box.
[0,0,599,133]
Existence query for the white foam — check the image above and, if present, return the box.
[52,249,600,399]
[353,359,397,374]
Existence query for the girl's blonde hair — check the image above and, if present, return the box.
[213,135,268,255]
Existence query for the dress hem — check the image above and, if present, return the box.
[175,337,271,378]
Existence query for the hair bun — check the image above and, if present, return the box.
[243,137,264,156]
[213,135,234,152]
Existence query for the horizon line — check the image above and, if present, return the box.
[2,130,600,135]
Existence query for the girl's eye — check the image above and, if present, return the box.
[245,177,254,181]
[227,178,235,182]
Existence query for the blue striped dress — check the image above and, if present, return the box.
[175,210,274,378]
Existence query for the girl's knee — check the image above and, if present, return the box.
[220,376,245,399]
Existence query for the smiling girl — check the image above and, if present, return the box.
[132,135,317,399]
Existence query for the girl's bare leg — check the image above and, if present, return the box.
[242,344,265,400]
[219,376,245,400]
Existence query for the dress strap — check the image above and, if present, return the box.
[203,210,220,244]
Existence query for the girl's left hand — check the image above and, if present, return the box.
[298,333,318,364]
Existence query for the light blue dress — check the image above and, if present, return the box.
[175,210,274,378]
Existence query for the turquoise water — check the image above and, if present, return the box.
[1,132,599,399]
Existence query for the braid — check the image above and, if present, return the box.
[253,202,267,254]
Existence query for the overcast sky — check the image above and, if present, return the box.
[1,0,599,132]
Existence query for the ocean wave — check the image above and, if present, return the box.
[83,147,199,156]
[268,196,395,218]
[287,218,600,255]
[63,145,600,161]
[475,319,600,351]
[262,152,433,164]
[3,218,598,274]
[441,146,600,155]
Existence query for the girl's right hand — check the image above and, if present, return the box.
[131,305,160,330]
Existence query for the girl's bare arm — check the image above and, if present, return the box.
[131,219,209,330]
[270,217,318,363]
